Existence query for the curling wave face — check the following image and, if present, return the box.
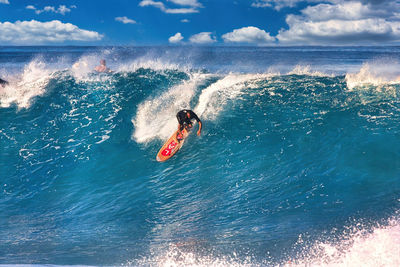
[0,46,400,266]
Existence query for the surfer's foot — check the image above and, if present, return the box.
[177,133,183,142]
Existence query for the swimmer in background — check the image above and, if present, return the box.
[94,59,112,73]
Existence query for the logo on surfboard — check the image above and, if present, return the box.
[161,140,178,156]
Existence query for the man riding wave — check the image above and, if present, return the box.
[176,109,202,142]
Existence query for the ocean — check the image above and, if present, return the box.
[0,46,399,266]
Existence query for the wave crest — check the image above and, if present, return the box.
[132,73,208,143]
[346,62,400,90]
[0,59,54,108]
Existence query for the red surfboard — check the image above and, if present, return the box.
[156,128,189,162]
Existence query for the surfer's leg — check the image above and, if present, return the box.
[176,124,184,142]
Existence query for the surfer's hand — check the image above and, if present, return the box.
[197,130,201,136]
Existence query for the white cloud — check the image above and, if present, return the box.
[0,0,9,4]
[168,0,202,7]
[277,1,400,45]
[222,26,275,44]
[252,0,400,12]
[251,0,303,10]
[169,32,184,43]
[26,4,76,15]
[278,17,400,44]
[139,0,200,14]
[57,5,73,15]
[139,0,165,10]
[181,19,190,23]
[301,2,383,21]
[43,6,56,13]
[115,16,137,24]
[189,32,216,44]
[0,20,103,44]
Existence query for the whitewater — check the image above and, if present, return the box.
[0,46,399,266]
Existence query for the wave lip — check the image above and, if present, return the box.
[132,73,209,143]
[195,73,273,120]
[0,59,54,108]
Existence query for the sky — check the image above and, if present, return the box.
[1,0,400,45]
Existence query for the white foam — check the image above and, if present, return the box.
[70,50,188,82]
[116,57,187,73]
[132,72,275,143]
[132,73,208,143]
[115,47,197,73]
[95,134,110,144]
[70,48,120,81]
[286,218,400,267]
[131,243,255,267]
[195,73,272,120]
[71,57,92,80]
[71,53,116,82]
[288,65,334,77]
[127,217,400,266]
[0,59,54,109]
[346,62,400,90]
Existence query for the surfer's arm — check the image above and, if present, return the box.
[197,121,202,136]
[189,112,202,136]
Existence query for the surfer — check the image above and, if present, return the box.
[0,78,8,87]
[176,109,202,142]
[94,59,112,73]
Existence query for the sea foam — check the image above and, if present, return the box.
[132,73,208,143]
[0,59,54,108]
[286,217,400,267]
[346,61,400,90]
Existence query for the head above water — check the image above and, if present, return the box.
[100,59,106,66]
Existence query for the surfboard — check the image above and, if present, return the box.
[156,128,189,162]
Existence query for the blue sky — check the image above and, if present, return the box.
[1,0,400,45]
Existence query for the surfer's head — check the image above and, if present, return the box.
[100,59,106,66]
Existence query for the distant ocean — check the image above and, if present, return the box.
[0,46,399,266]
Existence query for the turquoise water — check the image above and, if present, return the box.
[0,47,399,266]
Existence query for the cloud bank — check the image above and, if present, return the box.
[167,0,400,45]
[276,1,400,45]
[0,20,103,44]
[26,5,76,15]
